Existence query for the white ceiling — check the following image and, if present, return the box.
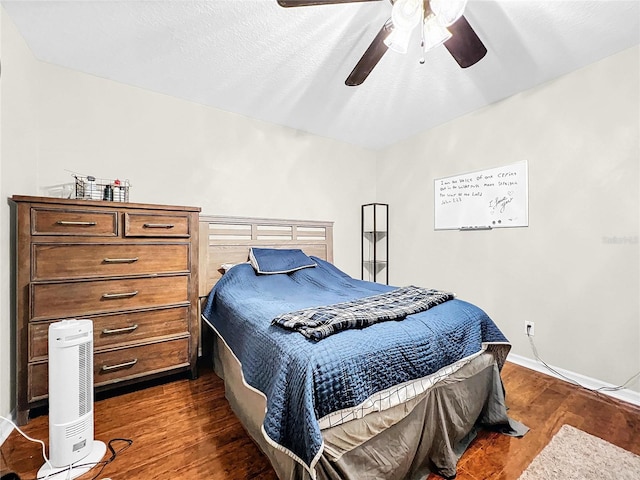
[2,0,639,149]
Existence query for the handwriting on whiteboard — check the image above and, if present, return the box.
[434,161,528,230]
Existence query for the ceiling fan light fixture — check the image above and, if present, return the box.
[384,0,422,53]
[430,0,468,27]
[384,26,413,54]
[392,0,423,27]
[422,14,452,52]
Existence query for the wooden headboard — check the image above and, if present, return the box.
[198,215,334,298]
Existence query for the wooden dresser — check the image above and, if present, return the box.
[11,195,200,425]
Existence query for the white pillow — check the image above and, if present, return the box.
[220,262,248,272]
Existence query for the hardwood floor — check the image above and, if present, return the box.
[1,361,639,480]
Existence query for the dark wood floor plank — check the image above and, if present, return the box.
[1,361,638,480]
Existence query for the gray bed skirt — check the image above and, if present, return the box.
[211,333,527,480]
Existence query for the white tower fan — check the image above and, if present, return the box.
[38,319,106,480]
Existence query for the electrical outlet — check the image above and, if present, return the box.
[525,321,535,336]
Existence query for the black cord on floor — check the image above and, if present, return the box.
[1,473,21,480]
[34,438,133,480]
[89,438,133,480]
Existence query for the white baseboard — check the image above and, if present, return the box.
[507,353,640,407]
[0,409,16,446]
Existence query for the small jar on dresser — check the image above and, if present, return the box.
[10,195,201,425]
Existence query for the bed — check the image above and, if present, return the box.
[198,215,526,480]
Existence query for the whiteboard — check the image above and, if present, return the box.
[434,161,528,230]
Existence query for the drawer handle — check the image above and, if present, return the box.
[102,324,139,335]
[101,290,139,299]
[56,220,97,226]
[103,257,139,264]
[100,359,138,372]
[143,223,175,229]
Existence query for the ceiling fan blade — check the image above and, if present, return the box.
[278,0,382,7]
[345,20,392,86]
[443,15,487,68]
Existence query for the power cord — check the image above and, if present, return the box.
[0,415,52,476]
[0,415,132,480]
[35,438,133,480]
[525,326,640,394]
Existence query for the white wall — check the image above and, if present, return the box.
[0,5,4,437]
[377,46,640,394]
[0,10,376,422]
[0,7,40,433]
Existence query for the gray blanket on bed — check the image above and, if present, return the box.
[272,285,455,340]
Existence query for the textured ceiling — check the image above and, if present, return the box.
[2,0,639,149]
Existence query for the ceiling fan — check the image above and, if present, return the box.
[277,0,487,86]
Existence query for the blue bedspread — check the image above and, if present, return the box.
[201,258,509,472]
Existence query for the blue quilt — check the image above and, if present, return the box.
[201,258,509,473]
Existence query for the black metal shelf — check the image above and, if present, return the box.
[361,203,388,284]
[363,231,387,241]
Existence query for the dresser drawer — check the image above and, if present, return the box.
[31,276,189,320]
[124,213,190,237]
[95,337,190,386]
[32,243,190,281]
[31,207,118,237]
[29,306,190,361]
[28,337,190,402]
